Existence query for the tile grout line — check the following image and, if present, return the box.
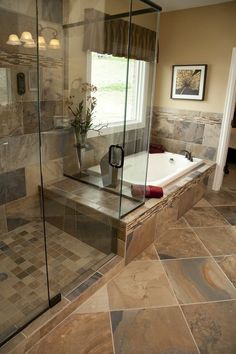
[158,258,201,354]
[183,218,215,257]
[104,297,236,313]
[184,214,236,291]
[208,204,232,226]
[108,311,116,354]
[210,256,236,291]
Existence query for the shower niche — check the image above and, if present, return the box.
[0,0,160,347]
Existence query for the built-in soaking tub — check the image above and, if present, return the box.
[123,151,203,187]
[89,151,203,187]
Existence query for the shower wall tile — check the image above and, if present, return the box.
[0,173,6,205]
[6,168,26,203]
[25,158,64,196]
[151,107,222,161]
[23,100,63,134]
[0,138,9,174]
[0,168,26,205]
[0,102,23,138]
[8,134,40,171]
[42,130,72,162]
[0,205,7,233]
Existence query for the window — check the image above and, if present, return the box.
[89,52,148,128]
[0,68,11,105]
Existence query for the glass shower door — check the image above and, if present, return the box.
[39,0,130,299]
[62,0,160,218]
[0,0,51,347]
[120,0,160,216]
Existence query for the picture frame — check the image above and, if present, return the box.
[171,64,207,100]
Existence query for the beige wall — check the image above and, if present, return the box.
[155,1,236,113]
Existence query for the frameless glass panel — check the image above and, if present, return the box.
[40,0,126,298]
[0,0,50,346]
[120,0,160,217]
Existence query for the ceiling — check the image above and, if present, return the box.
[154,0,234,12]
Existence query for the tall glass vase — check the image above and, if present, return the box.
[74,129,88,175]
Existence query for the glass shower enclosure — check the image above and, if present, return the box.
[0,0,160,346]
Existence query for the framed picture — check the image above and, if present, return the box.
[28,70,38,92]
[171,64,207,100]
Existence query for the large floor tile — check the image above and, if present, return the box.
[162,258,236,304]
[184,207,229,227]
[215,255,236,287]
[193,226,236,255]
[205,189,236,206]
[169,217,190,228]
[133,244,159,261]
[107,261,177,310]
[215,206,236,225]
[182,300,236,354]
[28,312,113,354]
[194,198,212,207]
[223,169,236,192]
[75,286,109,314]
[155,228,209,260]
[111,307,199,354]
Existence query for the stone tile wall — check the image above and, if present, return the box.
[151,107,222,161]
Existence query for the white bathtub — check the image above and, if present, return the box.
[88,151,203,188]
[122,151,203,187]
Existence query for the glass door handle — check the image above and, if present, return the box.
[108,145,124,168]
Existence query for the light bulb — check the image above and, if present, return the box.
[6,34,21,45]
[20,31,33,43]
[48,38,60,49]
[23,39,36,48]
[38,35,46,50]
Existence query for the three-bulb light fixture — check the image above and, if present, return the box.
[6,25,60,50]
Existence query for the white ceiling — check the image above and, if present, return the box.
[154,0,234,12]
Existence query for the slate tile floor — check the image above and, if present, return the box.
[29,170,236,354]
[0,221,108,343]
[27,172,236,354]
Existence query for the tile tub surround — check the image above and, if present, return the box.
[42,160,215,263]
[122,161,215,263]
[151,106,223,161]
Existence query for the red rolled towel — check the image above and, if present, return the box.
[149,143,165,154]
[131,185,164,198]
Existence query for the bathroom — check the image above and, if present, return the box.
[0,0,236,353]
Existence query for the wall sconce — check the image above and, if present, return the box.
[38,25,61,50]
[6,26,60,50]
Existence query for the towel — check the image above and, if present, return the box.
[131,185,164,198]
[149,143,165,154]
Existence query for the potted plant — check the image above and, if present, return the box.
[67,82,107,148]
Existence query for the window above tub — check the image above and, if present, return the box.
[87,51,149,134]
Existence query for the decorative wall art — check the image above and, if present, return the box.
[171,64,207,100]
